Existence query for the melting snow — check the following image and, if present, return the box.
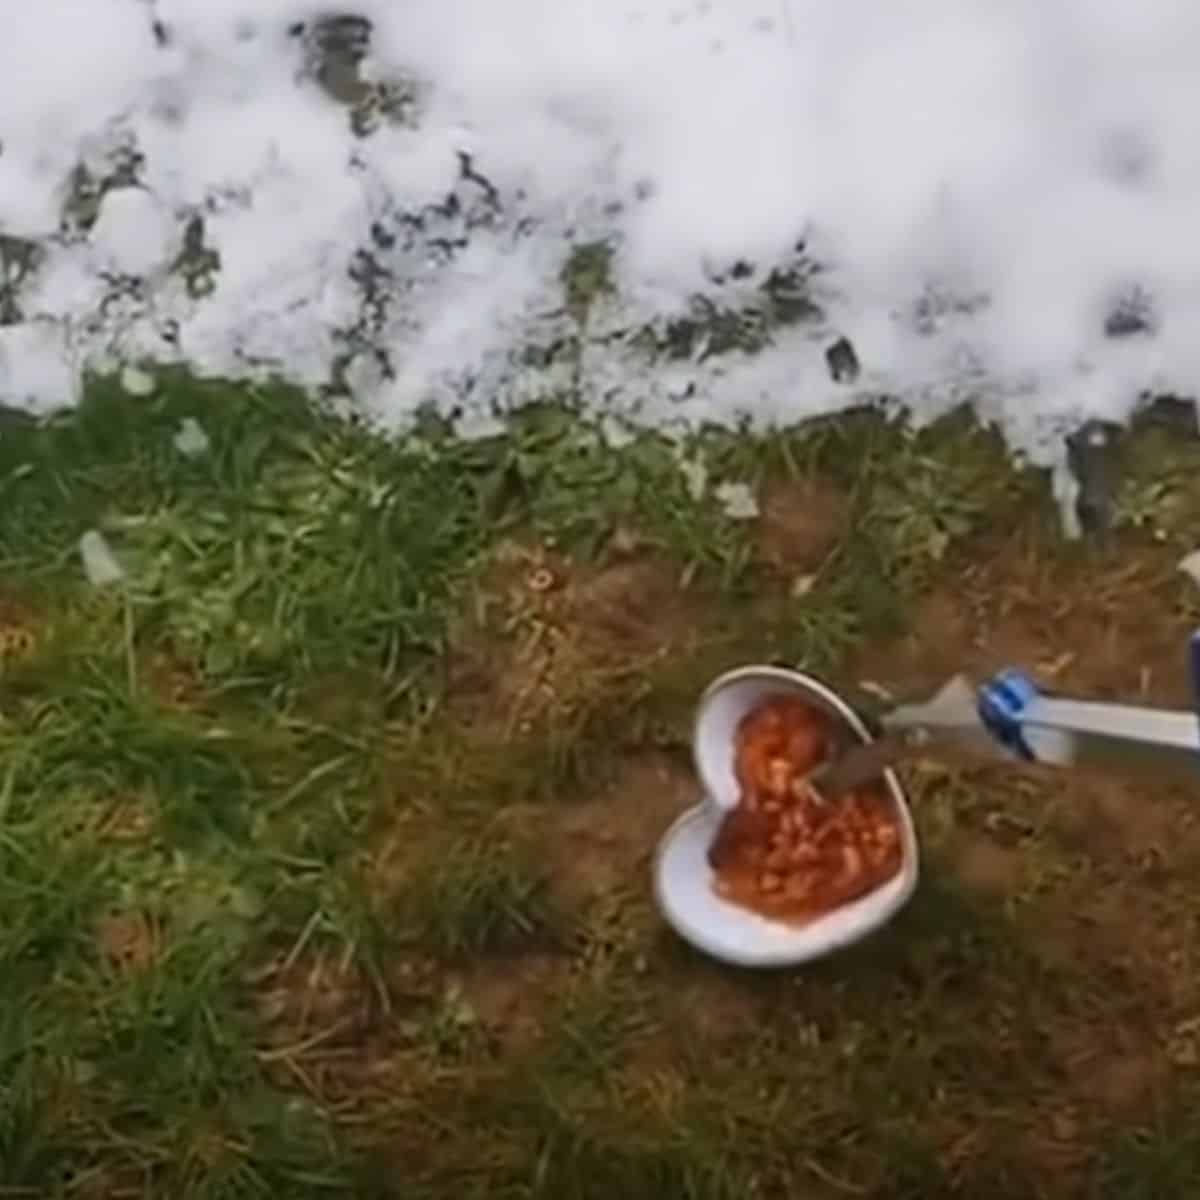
[0,0,1197,462]
[79,530,126,587]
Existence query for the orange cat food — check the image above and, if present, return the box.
[708,694,902,925]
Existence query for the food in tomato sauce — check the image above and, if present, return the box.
[708,694,902,925]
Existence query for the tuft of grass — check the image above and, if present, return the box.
[1097,1103,1200,1200]
[0,372,492,697]
[474,403,753,579]
[839,408,1038,592]
[394,837,566,957]
[522,1123,738,1200]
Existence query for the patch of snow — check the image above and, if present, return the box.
[90,187,177,279]
[715,481,759,521]
[0,323,79,411]
[173,416,210,456]
[790,573,816,599]
[1051,459,1083,541]
[0,0,1198,463]
[678,455,708,502]
[1178,549,1200,589]
[79,530,126,586]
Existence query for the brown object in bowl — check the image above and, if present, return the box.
[708,694,902,925]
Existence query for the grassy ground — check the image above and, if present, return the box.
[4,373,1200,1198]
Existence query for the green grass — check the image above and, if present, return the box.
[392,836,566,957]
[2,370,1200,1196]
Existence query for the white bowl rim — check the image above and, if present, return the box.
[655,664,920,967]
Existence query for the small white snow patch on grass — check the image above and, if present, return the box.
[600,416,636,449]
[715,481,759,521]
[790,573,816,599]
[120,366,156,397]
[1178,550,1200,589]
[173,417,210,457]
[79,530,126,587]
[1051,461,1082,541]
[678,455,708,502]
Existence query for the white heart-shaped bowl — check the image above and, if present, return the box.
[653,665,919,968]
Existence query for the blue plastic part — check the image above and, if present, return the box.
[1190,630,1200,736]
[977,668,1040,761]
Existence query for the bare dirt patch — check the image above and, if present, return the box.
[755,476,849,578]
[248,947,403,1107]
[446,541,698,735]
[1060,882,1193,1007]
[1050,772,1177,866]
[95,910,161,974]
[1056,1025,1169,1119]
[954,838,1026,896]
[1021,1109,1092,1180]
[61,790,160,846]
[454,952,572,1054]
[0,621,37,664]
[252,948,383,1049]
[0,596,46,674]
[667,968,765,1044]
[248,952,389,1108]
[856,531,1190,706]
[855,588,978,696]
[98,794,159,842]
[141,648,209,711]
[545,753,699,909]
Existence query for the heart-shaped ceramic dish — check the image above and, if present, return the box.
[653,665,919,968]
